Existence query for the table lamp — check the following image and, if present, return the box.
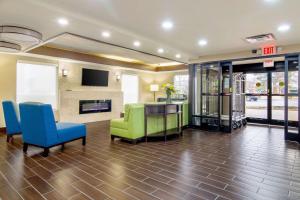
[150,84,159,102]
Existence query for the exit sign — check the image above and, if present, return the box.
[262,46,276,55]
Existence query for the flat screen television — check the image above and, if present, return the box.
[81,68,109,86]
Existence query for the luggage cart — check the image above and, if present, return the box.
[232,73,247,129]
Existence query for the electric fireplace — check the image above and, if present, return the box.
[79,100,111,114]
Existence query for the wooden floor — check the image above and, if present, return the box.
[0,122,299,200]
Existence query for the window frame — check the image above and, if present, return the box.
[173,74,189,96]
[121,73,139,105]
[16,60,59,110]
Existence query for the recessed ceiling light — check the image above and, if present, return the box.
[264,0,279,3]
[162,21,174,30]
[102,31,111,38]
[57,18,69,26]
[133,41,141,47]
[198,39,208,46]
[175,54,181,58]
[158,48,164,54]
[277,24,291,32]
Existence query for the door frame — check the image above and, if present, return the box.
[189,53,300,143]
[284,55,300,142]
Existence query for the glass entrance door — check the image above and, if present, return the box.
[271,71,299,126]
[244,70,299,127]
[271,72,285,123]
[245,73,269,123]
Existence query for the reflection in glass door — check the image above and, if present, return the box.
[245,73,268,123]
[272,71,298,126]
[271,72,284,122]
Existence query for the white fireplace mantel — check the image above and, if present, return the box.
[59,89,123,123]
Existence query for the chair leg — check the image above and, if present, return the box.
[82,136,86,146]
[23,143,28,153]
[132,139,137,145]
[61,143,65,151]
[111,135,115,141]
[42,148,49,157]
[6,135,12,143]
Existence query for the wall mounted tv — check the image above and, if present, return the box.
[81,68,109,86]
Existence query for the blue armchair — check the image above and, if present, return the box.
[2,101,21,142]
[19,102,86,157]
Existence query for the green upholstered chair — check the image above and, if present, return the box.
[110,102,188,143]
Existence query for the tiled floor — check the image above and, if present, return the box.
[0,122,299,200]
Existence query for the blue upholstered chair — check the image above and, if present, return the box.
[19,102,86,157]
[2,101,21,142]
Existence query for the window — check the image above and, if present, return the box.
[121,74,139,105]
[17,61,58,109]
[174,75,189,96]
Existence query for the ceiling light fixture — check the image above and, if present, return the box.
[0,26,42,43]
[264,0,279,3]
[198,39,208,47]
[175,54,181,58]
[57,18,69,26]
[158,48,164,54]
[0,41,21,53]
[277,24,291,32]
[162,21,174,30]
[133,41,141,47]
[102,31,111,38]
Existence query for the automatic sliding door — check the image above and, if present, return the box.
[245,73,268,123]
[272,71,298,126]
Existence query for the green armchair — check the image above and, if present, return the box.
[110,102,188,143]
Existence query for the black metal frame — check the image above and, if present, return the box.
[144,104,183,143]
[284,55,300,143]
[221,62,233,133]
[190,62,232,133]
[189,53,300,143]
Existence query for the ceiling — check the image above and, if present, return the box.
[45,33,180,67]
[0,0,300,65]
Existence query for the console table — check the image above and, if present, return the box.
[144,103,183,142]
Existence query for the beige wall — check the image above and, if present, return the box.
[0,53,58,127]
[191,44,300,64]
[0,53,183,127]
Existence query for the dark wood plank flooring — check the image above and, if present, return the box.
[0,122,299,200]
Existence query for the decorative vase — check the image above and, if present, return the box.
[166,92,172,104]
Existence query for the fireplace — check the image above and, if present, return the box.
[79,100,112,114]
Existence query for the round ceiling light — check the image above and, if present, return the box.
[277,24,291,32]
[158,48,164,54]
[162,21,174,30]
[0,26,42,44]
[0,41,21,53]
[198,39,208,46]
[133,41,141,47]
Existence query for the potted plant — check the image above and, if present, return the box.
[162,83,176,104]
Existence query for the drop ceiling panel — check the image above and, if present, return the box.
[45,33,176,65]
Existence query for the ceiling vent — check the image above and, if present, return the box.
[0,41,21,53]
[245,33,276,44]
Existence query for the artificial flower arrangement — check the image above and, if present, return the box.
[162,83,176,103]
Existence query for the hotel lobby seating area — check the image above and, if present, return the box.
[1,0,300,199]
